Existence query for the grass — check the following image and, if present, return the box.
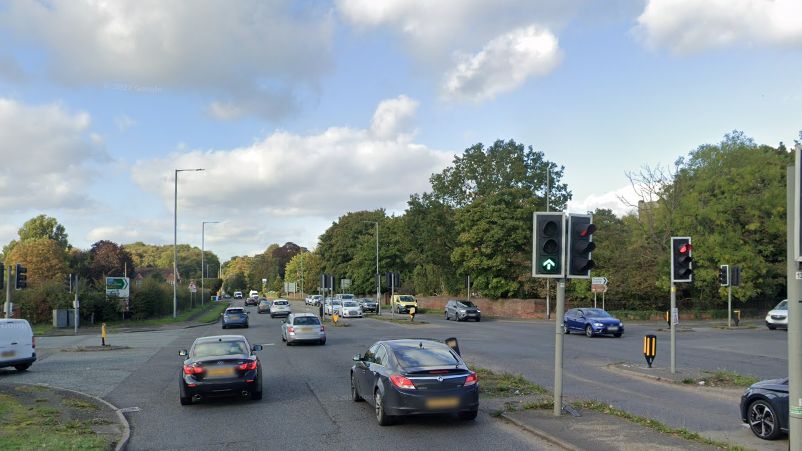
[574,400,748,451]
[473,367,547,398]
[366,314,428,325]
[62,399,99,410]
[0,393,109,450]
[107,301,229,329]
[700,370,759,388]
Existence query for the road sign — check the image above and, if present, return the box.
[671,307,679,325]
[591,284,607,293]
[106,277,130,298]
[341,279,351,289]
[591,277,608,285]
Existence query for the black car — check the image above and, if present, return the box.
[350,339,479,426]
[740,377,789,440]
[444,300,481,322]
[179,335,263,405]
[360,298,379,313]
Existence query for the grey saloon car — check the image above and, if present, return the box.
[222,307,249,329]
[281,313,326,345]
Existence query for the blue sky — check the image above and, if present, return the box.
[0,0,800,261]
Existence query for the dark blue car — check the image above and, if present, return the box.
[563,308,623,337]
[740,377,788,440]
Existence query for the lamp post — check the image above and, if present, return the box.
[202,221,220,306]
[174,168,204,318]
[362,221,380,315]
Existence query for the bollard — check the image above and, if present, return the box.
[733,309,741,327]
[332,313,339,326]
[665,310,670,329]
[409,306,416,322]
[101,322,107,346]
[643,335,657,368]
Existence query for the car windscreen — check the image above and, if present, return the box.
[775,300,788,310]
[259,301,269,305]
[398,296,415,302]
[226,309,244,314]
[583,309,610,318]
[392,344,460,368]
[343,301,358,307]
[340,294,354,300]
[193,341,248,358]
[273,301,288,305]
[333,301,341,305]
[293,316,320,325]
[460,301,477,307]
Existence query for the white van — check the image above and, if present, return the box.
[0,319,36,371]
[249,290,259,299]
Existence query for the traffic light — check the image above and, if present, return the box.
[567,214,596,278]
[718,265,729,286]
[671,237,693,283]
[15,264,27,290]
[0,266,4,290]
[533,212,565,278]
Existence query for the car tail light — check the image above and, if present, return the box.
[390,374,416,390]
[320,325,325,332]
[183,364,204,375]
[464,371,478,386]
[237,360,258,371]
[287,326,295,333]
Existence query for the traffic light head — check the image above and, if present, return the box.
[15,263,27,290]
[568,214,595,278]
[718,265,729,286]
[533,212,565,278]
[671,237,693,283]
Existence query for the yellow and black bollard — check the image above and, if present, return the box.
[643,335,657,368]
[409,306,416,322]
[101,322,107,347]
[733,309,741,327]
[665,310,670,329]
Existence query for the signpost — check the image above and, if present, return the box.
[591,277,608,309]
[105,277,130,298]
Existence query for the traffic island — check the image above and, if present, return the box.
[364,314,429,326]
[0,383,128,450]
[607,362,758,389]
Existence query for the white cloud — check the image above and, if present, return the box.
[115,114,136,132]
[567,185,638,217]
[442,26,561,102]
[636,0,802,53]
[131,96,451,219]
[0,98,107,211]
[0,1,334,119]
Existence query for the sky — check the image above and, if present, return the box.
[1,0,801,261]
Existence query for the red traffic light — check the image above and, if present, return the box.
[579,224,596,238]
[679,243,692,254]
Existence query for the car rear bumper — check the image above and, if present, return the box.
[182,375,260,398]
[0,354,36,368]
[223,320,248,327]
[271,311,290,317]
[383,385,479,416]
[287,334,325,343]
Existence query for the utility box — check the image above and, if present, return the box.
[52,309,80,328]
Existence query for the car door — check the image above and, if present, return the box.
[446,301,454,319]
[567,309,579,330]
[357,345,378,398]
[368,345,389,398]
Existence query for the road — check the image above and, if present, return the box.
[0,300,788,450]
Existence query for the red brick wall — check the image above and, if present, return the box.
[417,296,551,319]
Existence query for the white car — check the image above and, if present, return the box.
[233,291,243,299]
[325,300,342,316]
[765,299,788,330]
[1,319,36,371]
[270,299,292,318]
[340,300,363,318]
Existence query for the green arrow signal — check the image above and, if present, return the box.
[542,259,556,271]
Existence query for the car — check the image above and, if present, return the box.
[222,307,249,329]
[281,313,326,345]
[445,300,481,322]
[233,291,243,299]
[350,339,479,426]
[563,308,623,337]
[270,299,291,318]
[392,295,417,314]
[244,296,258,306]
[224,294,231,299]
[249,290,259,298]
[360,298,378,313]
[336,293,356,302]
[740,377,788,440]
[325,300,342,316]
[765,299,788,330]
[257,299,271,314]
[306,294,323,306]
[340,300,363,318]
[178,335,263,405]
[0,319,36,372]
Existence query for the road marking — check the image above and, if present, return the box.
[118,407,141,413]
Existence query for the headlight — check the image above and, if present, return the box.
[593,322,603,327]
[459,309,466,313]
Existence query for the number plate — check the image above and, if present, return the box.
[229,315,240,320]
[425,397,459,409]
[608,326,618,331]
[299,327,311,332]
[206,367,235,378]
[1,350,15,358]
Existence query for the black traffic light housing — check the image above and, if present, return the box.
[567,214,596,278]
[15,264,27,290]
[533,212,565,278]
[719,265,729,286]
[0,266,4,290]
[671,237,693,283]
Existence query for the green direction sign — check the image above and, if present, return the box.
[106,277,130,298]
[541,258,558,273]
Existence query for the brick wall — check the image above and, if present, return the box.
[417,296,551,319]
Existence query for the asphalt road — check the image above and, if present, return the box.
[1,300,788,450]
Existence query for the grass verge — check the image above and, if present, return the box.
[573,400,748,451]
[680,369,758,388]
[365,314,428,325]
[107,301,229,329]
[474,367,547,398]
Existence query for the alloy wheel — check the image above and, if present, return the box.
[748,400,780,439]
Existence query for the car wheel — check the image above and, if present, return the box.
[351,374,363,402]
[613,333,622,338]
[585,325,594,337]
[375,390,394,426]
[180,395,192,406]
[562,323,569,334]
[459,409,478,421]
[251,390,262,401]
[748,399,782,440]
[286,340,292,346]
[14,363,31,371]
[767,324,776,330]
[319,339,326,345]
[476,318,481,322]
[222,325,227,329]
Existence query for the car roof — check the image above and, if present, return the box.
[194,335,247,344]
[292,312,317,317]
[380,339,447,350]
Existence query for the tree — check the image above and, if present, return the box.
[3,214,70,257]
[5,238,69,286]
[88,240,135,281]
[284,252,323,295]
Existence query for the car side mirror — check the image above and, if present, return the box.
[179,350,188,357]
[353,354,362,362]
[251,344,263,352]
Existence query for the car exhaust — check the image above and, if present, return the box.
[241,390,250,398]
[192,394,202,402]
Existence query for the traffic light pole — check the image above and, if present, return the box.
[4,266,11,318]
[727,285,732,328]
[553,279,565,416]
[787,164,802,448]
[670,283,676,374]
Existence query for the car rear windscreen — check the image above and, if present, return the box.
[274,301,288,305]
[227,309,244,314]
[393,345,459,368]
[193,341,248,357]
[293,317,320,325]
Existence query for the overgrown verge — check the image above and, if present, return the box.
[681,370,758,388]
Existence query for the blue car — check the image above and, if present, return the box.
[563,308,623,337]
[222,307,249,329]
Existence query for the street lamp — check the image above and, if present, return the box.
[361,221,380,315]
[174,168,204,318]
[202,221,220,306]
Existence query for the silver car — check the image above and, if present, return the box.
[325,300,342,316]
[765,299,788,330]
[282,313,326,345]
[270,299,291,318]
[340,300,363,318]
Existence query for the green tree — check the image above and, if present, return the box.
[5,238,70,286]
[285,251,323,295]
[3,214,70,258]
